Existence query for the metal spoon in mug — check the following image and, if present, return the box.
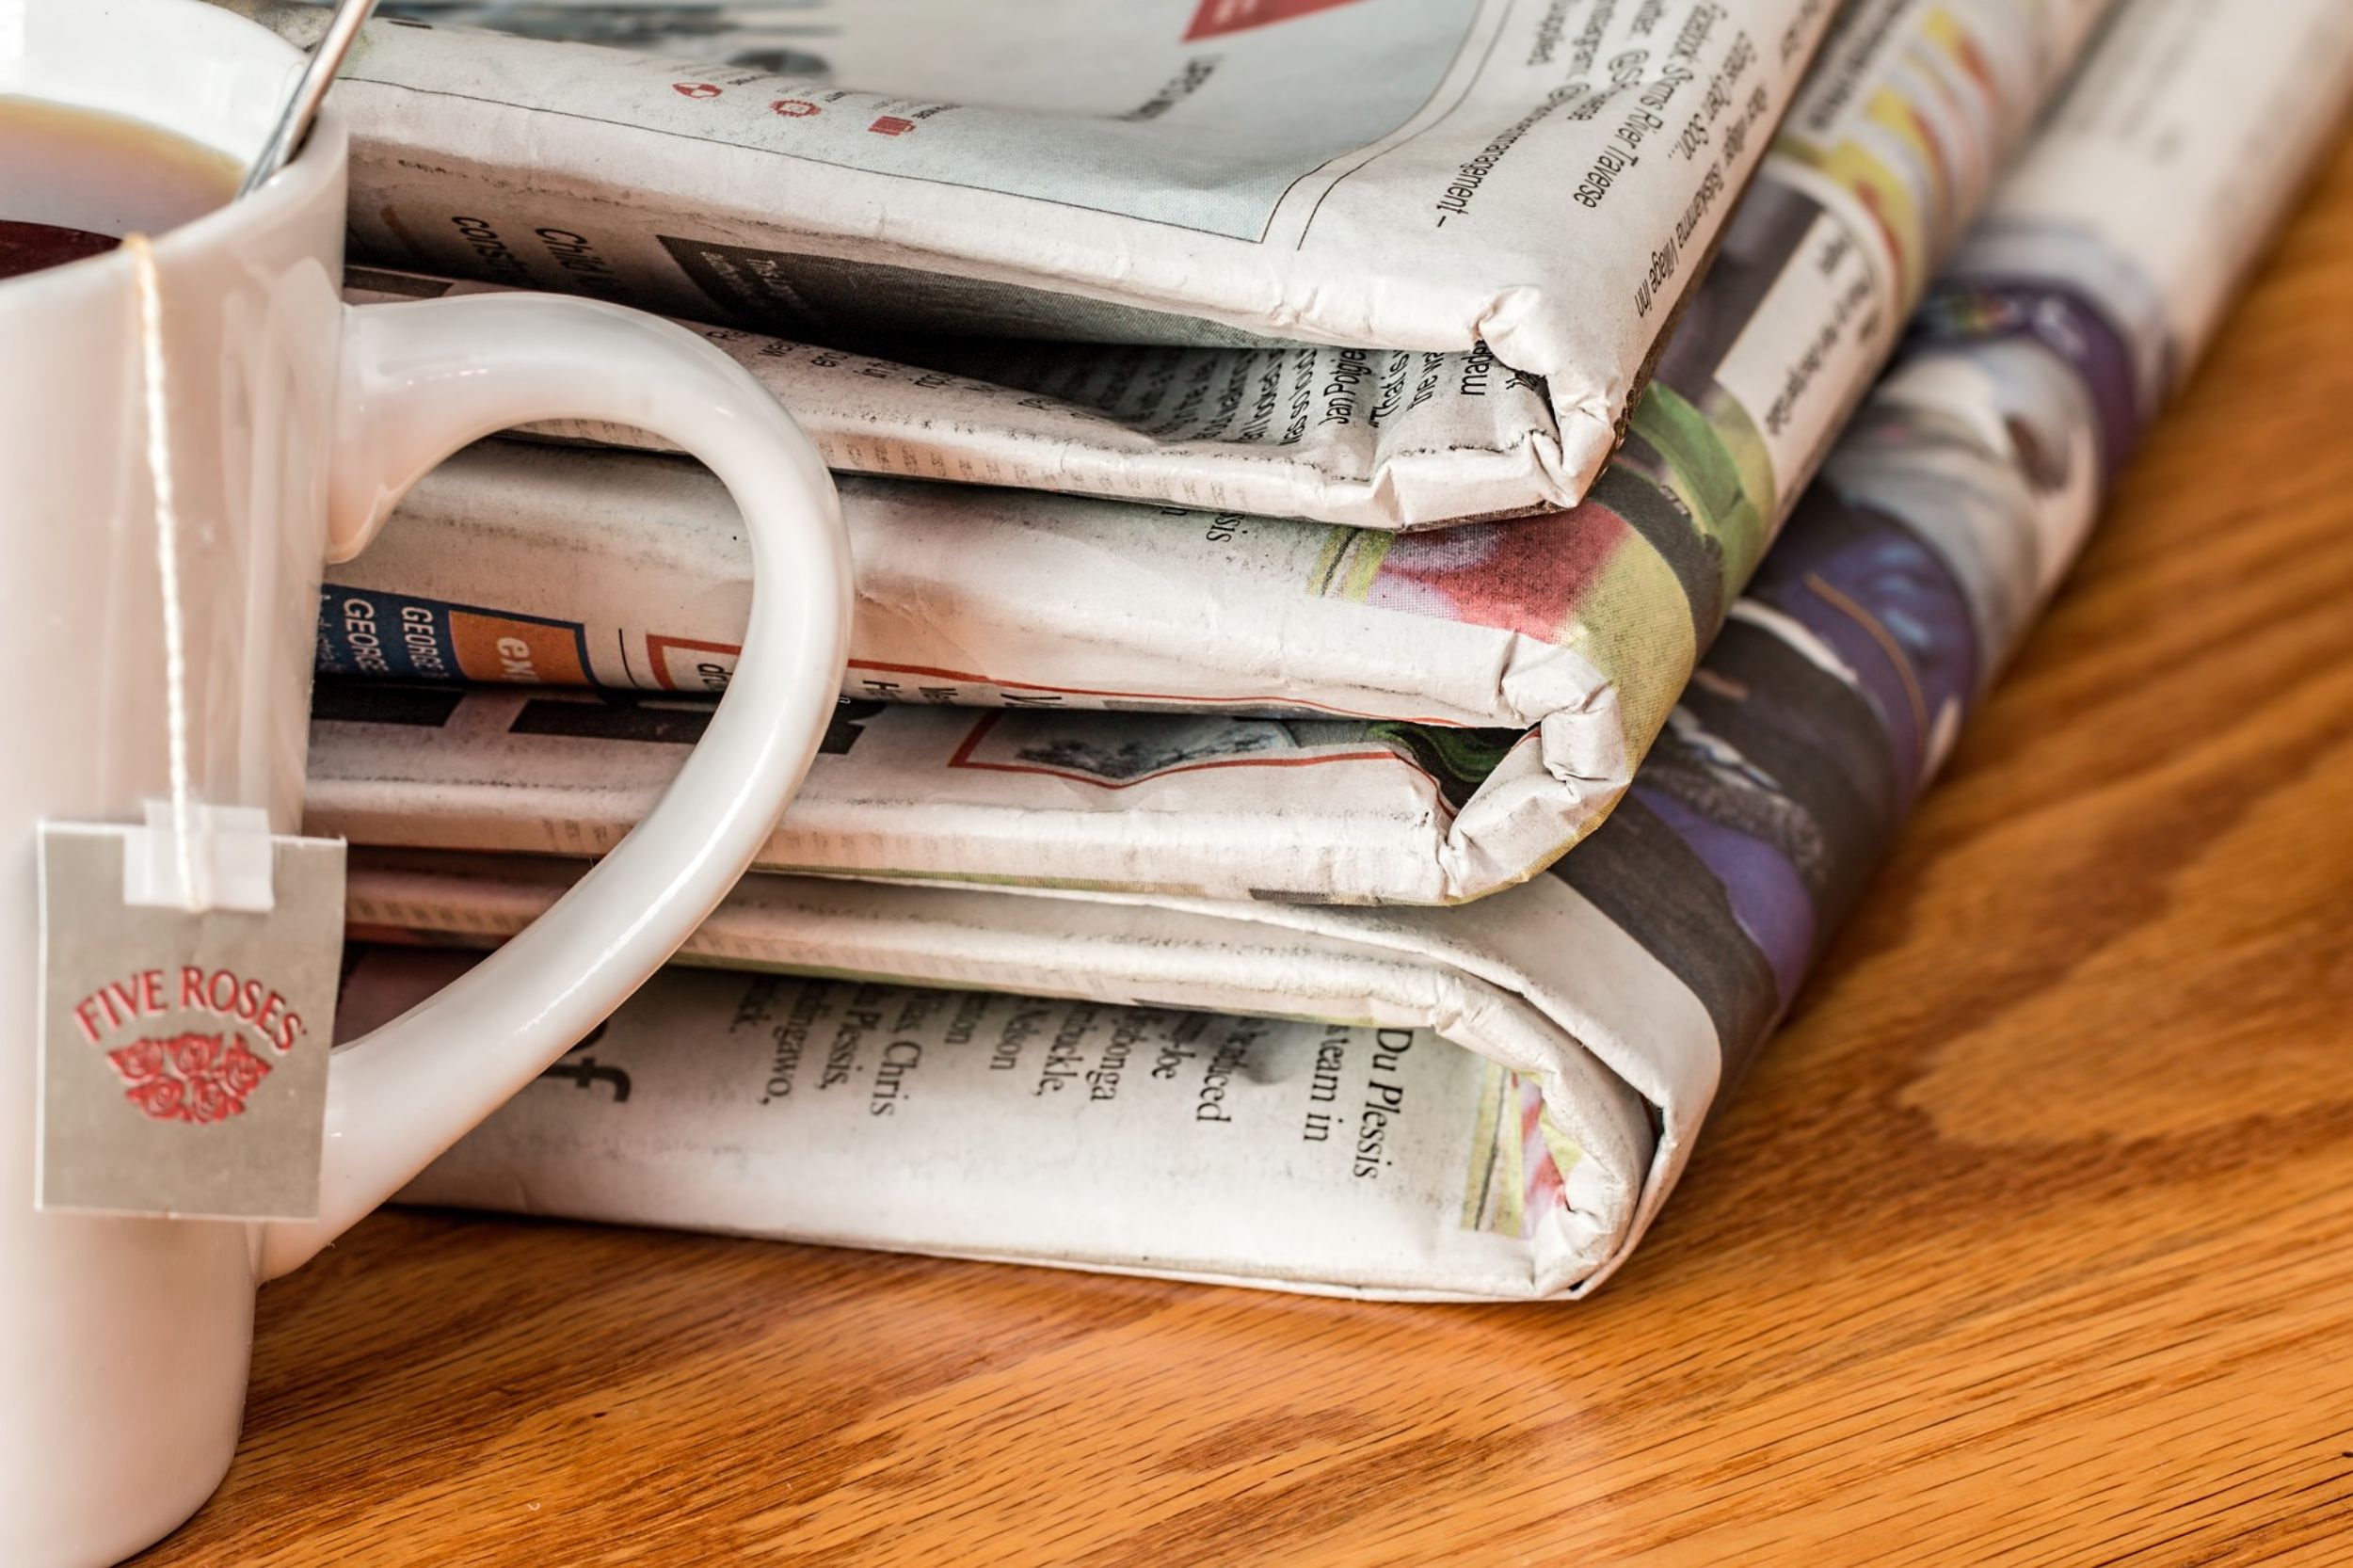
[237,0,380,199]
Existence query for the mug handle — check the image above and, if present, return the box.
[257,294,851,1280]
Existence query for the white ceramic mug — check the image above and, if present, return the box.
[0,3,853,1561]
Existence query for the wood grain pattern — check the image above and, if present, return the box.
[142,133,2353,1567]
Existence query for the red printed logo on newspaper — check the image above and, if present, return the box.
[1183,0,1365,40]
[771,99,822,118]
[673,82,723,100]
[70,968,311,1127]
[869,115,917,136]
[645,634,741,693]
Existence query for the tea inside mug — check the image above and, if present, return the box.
[0,96,241,282]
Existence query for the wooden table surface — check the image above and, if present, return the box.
[147,136,2353,1567]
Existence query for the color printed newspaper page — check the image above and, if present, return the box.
[344,0,2353,1300]
[315,0,2115,904]
[317,0,2105,532]
[241,0,1843,530]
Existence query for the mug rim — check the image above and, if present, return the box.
[0,106,346,308]
[0,1,347,310]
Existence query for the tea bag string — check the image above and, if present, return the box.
[123,234,207,913]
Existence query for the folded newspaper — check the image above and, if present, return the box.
[250,0,1854,529]
[315,0,2115,904]
[335,0,2353,1300]
[314,0,2102,533]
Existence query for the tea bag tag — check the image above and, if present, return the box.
[35,808,346,1220]
[35,236,345,1219]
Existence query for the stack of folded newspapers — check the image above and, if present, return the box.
[263,0,2351,1299]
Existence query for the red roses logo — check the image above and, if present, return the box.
[106,1032,272,1125]
[69,966,309,1128]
